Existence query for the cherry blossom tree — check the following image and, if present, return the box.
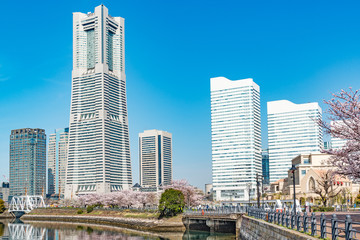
[313,170,341,207]
[321,88,360,179]
[73,190,158,208]
[164,179,204,207]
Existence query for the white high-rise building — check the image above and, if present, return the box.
[330,121,348,150]
[48,128,69,197]
[268,100,322,183]
[139,130,172,189]
[211,77,261,201]
[65,5,132,198]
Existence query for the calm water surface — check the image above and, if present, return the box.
[0,220,236,240]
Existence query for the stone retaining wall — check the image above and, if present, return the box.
[239,215,318,240]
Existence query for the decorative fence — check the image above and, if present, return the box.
[248,207,360,240]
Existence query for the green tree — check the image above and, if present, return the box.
[0,199,5,214]
[355,191,360,205]
[158,188,185,218]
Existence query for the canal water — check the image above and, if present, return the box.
[0,220,236,239]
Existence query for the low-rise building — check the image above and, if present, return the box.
[267,153,360,204]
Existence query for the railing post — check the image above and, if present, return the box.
[345,214,352,240]
[297,213,301,231]
[311,212,316,236]
[320,213,326,239]
[277,211,280,225]
[286,211,289,228]
[331,214,338,240]
[303,212,308,233]
[291,211,294,229]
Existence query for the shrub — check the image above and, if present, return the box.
[87,206,94,213]
[0,199,5,214]
[158,188,185,218]
[312,206,334,212]
[77,209,83,214]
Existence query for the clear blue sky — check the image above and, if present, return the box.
[1,0,360,189]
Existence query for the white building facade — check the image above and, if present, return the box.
[48,128,69,197]
[139,130,172,188]
[267,100,322,183]
[65,5,132,198]
[330,121,348,150]
[211,77,261,201]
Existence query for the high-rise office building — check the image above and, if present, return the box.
[139,130,172,189]
[323,141,332,150]
[48,128,69,197]
[9,128,46,197]
[0,182,9,202]
[211,77,261,201]
[268,100,322,183]
[330,121,348,150]
[262,149,270,185]
[65,5,132,198]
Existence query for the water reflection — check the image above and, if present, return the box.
[0,220,235,240]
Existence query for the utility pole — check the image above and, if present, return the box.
[290,165,297,214]
[256,173,260,208]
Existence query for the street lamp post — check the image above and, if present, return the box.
[256,173,260,208]
[246,183,251,207]
[290,164,297,214]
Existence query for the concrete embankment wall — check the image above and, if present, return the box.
[21,215,185,232]
[239,215,318,240]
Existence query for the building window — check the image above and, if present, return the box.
[309,177,315,192]
[302,170,306,176]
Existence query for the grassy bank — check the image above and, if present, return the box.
[23,208,185,233]
[29,208,160,219]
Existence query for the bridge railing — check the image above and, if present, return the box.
[248,207,360,240]
[184,205,247,216]
[9,195,45,213]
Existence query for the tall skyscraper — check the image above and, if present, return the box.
[48,128,69,197]
[9,128,46,197]
[262,149,270,185]
[65,5,132,198]
[139,130,172,189]
[211,77,261,201]
[268,100,322,183]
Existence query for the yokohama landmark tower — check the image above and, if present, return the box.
[65,5,132,198]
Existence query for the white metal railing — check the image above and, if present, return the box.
[9,195,45,213]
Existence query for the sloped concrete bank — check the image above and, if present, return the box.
[21,214,185,233]
[0,210,13,219]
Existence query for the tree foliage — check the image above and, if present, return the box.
[164,180,203,207]
[321,88,360,179]
[355,191,360,205]
[0,199,5,214]
[60,190,158,208]
[314,170,340,207]
[158,188,185,217]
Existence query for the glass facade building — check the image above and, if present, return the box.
[139,130,172,189]
[48,128,69,197]
[211,77,261,201]
[262,149,270,185]
[65,5,132,198]
[9,128,46,197]
[267,100,322,183]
